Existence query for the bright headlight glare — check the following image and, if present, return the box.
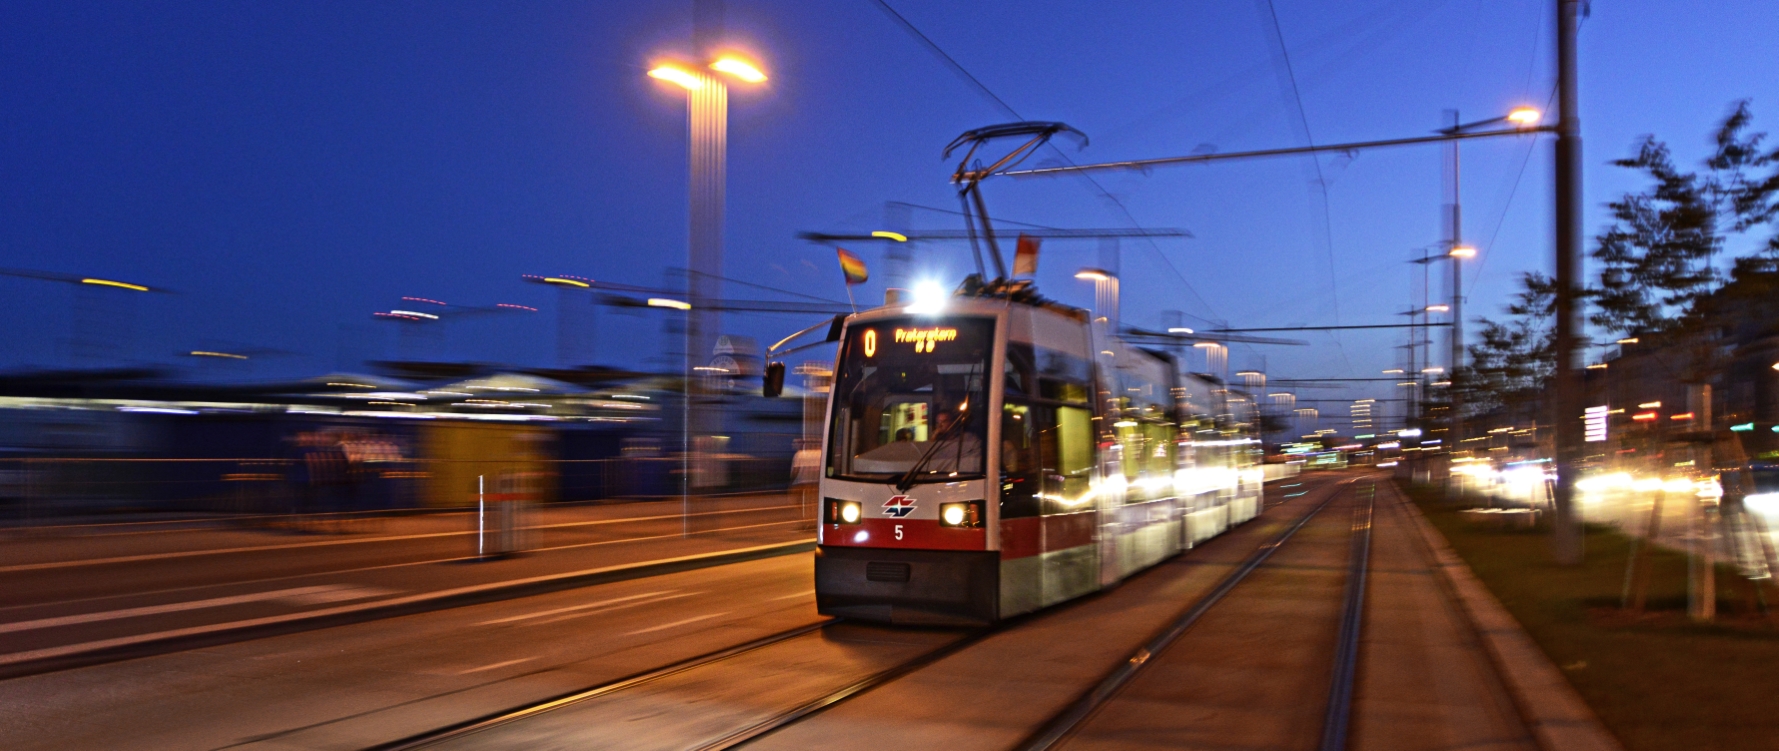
[840,502,861,524]
[906,281,947,315]
[942,504,966,526]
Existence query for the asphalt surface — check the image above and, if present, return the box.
[0,472,1551,750]
[0,552,825,750]
[0,495,811,673]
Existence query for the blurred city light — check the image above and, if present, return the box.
[1425,304,1449,312]
[1074,268,1111,281]
[1617,337,1639,344]
[1448,246,1477,258]
[1167,327,1194,334]
[542,277,590,288]
[1506,107,1542,126]
[646,298,691,310]
[80,278,150,292]
[188,350,247,359]
[870,231,908,242]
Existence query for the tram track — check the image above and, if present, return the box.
[371,618,838,750]
[1015,476,1377,751]
[378,613,1000,751]
[375,476,1355,751]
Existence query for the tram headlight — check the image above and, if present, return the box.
[939,501,983,528]
[826,498,862,525]
[942,504,965,525]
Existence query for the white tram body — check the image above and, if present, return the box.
[814,290,1264,624]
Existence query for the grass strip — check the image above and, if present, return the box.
[1396,480,1779,751]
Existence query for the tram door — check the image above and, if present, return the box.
[1093,344,1126,588]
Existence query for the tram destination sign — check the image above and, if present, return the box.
[894,326,957,353]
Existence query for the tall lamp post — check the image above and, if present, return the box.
[1433,107,1540,454]
[648,52,767,500]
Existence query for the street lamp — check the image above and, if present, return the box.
[1425,108,1535,451]
[647,49,768,500]
[1193,341,1228,381]
[1074,267,1119,332]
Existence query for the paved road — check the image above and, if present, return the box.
[0,495,810,674]
[0,473,1552,750]
[0,553,824,750]
[754,473,1536,751]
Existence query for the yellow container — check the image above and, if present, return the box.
[421,422,557,508]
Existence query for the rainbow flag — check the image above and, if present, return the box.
[836,248,868,285]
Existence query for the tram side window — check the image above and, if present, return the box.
[1034,403,1094,514]
[1036,348,1091,404]
[1144,421,1174,489]
[1000,402,1040,518]
[1004,343,1033,396]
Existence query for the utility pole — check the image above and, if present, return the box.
[1445,110,1465,456]
[1551,0,1585,564]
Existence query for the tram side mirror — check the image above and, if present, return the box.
[763,362,786,398]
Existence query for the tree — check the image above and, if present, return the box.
[1454,272,1559,422]
[1591,102,1779,341]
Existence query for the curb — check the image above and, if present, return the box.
[0,538,815,680]
[1387,481,1624,751]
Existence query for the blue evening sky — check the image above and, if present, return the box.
[2,1,1774,419]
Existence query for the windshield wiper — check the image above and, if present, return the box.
[895,410,973,492]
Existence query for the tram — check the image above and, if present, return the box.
[806,278,1264,625]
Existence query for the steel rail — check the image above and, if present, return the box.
[721,483,1354,749]
[704,627,998,750]
[371,619,835,750]
[1319,479,1377,751]
[1014,476,1357,751]
[382,481,1350,751]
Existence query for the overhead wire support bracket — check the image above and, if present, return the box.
[997,126,1555,179]
[943,122,1088,280]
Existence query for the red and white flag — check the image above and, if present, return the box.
[1013,234,1040,276]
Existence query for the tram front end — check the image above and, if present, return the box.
[813,305,1002,625]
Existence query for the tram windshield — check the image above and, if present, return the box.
[826,317,993,483]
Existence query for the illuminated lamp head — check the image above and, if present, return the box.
[906,281,947,315]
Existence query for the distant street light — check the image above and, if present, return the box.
[1507,107,1543,127]
[1430,109,1534,452]
[1074,267,1119,332]
[648,297,692,310]
[80,278,151,292]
